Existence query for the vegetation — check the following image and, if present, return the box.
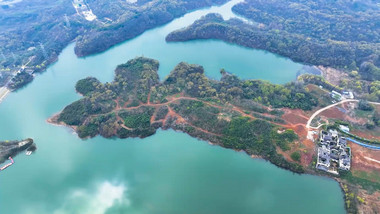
[358,100,374,111]
[290,151,301,162]
[0,139,35,164]
[166,9,380,103]
[166,0,380,81]
[273,129,298,151]
[55,57,312,173]
[8,72,33,90]
[340,170,380,194]
[75,77,102,96]
[154,106,169,121]
[119,107,155,129]
[341,183,359,214]
[368,81,380,101]
[298,74,343,93]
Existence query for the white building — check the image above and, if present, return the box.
[331,90,342,101]
[339,125,350,133]
[342,91,354,99]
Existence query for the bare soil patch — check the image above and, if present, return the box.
[349,142,380,172]
[282,108,308,125]
[319,107,346,120]
[318,66,348,86]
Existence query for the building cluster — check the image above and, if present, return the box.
[72,0,97,21]
[330,90,354,101]
[316,130,351,174]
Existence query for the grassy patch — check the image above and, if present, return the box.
[354,109,374,119]
[353,170,380,184]
[340,170,380,193]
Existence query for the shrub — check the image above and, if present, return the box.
[291,151,301,162]
[358,100,374,111]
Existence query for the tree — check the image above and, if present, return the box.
[358,100,373,111]
[291,151,301,162]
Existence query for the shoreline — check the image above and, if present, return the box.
[48,113,359,213]
[46,112,79,134]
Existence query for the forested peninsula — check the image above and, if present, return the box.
[50,57,319,173]
[0,0,228,89]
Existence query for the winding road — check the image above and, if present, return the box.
[306,99,380,129]
[306,99,358,129]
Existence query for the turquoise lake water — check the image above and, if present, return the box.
[0,0,345,213]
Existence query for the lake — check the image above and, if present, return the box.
[0,0,345,213]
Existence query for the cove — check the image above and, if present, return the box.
[46,0,303,85]
[0,0,344,213]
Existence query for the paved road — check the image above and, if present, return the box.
[306,99,380,129]
[0,87,10,104]
[306,99,359,129]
